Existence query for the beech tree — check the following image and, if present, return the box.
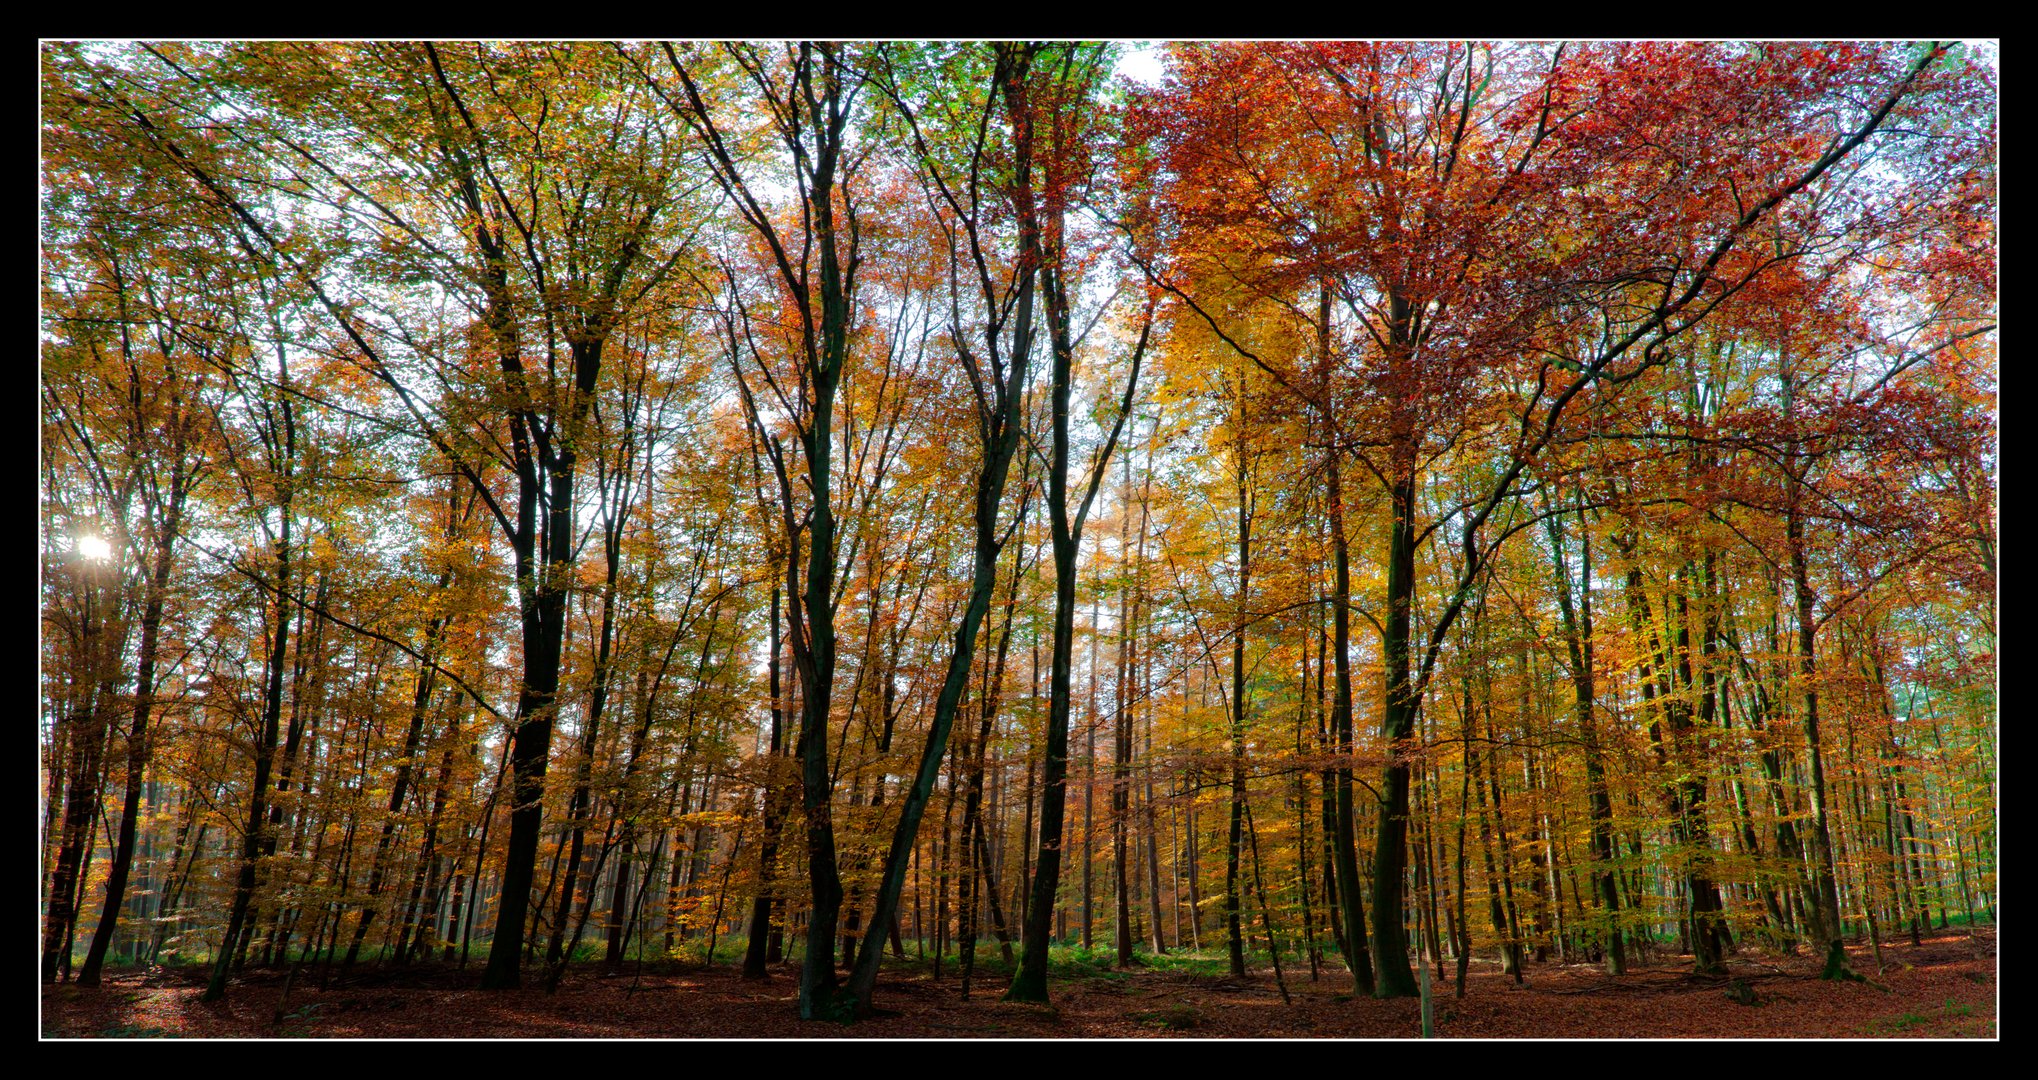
[1135,39,1987,995]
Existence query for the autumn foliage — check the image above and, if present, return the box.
[41,40,1993,1037]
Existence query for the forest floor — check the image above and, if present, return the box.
[42,926,1995,1039]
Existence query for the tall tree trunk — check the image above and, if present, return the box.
[1369,460,1421,998]
[479,312,607,987]
[79,439,190,986]
[1225,445,1252,977]
[543,498,627,989]
[1368,290,1421,1000]
[203,343,297,1001]
[1778,357,1853,980]
[204,509,292,1001]
[1324,450,1376,993]
[956,523,1030,997]
[742,587,790,979]
[1112,466,1136,968]
[345,600,451,969]
[1545,500,1624,974]
[1007,44,1143,1005]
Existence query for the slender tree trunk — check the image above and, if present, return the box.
[743,587,790,979]
[79,452,189,986]
[1545,503,1625,974]
[1369,461,1421,998]
[43,572,117,985]
[846,248,1041,1009]
[1324,450,1376,993]
[1008,46,1144,1002]
[544,507,625,986]
[1777,361,1853,980]
[1223,440,1253,977]
[204,513,291,1001]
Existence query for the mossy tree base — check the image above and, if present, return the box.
[1003,969,1051,1004]
[1819,938,1865,982]
[799,986,860,1024]
[1373,963,1420,1000]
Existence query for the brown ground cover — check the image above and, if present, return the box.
[41,928,1995,1040]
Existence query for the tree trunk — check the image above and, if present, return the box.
[1324,450,1376,993]
[79,411,192,987]
[742,587,790,979]
[204,513,291,1001]
[1545,502,1624,974]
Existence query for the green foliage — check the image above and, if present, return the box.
[1863,999,1974,1035]
[1130,1004,1201,1030]
[1130,949,1232,978]
[663,936,722,967]
[1045,943,1129,980]
[1883,1011,1929,1032]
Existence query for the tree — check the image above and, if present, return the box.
[1139,40,1975,995]
[41,81,214,984]
[1006,41,1152,1006]
[644,40,868,1019]
[842,41,1045,1017]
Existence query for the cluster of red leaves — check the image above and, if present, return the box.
[42,929,1992,1040]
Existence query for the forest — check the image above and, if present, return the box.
[39,41,1996,1039]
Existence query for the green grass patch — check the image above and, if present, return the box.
[1864,999,1975,1035]
[1128,1005,1202,1031]
[1884,1011,1931,1032]
[1136,950,1233,978]
[1045,944,1130,980]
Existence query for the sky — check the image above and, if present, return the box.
[1113,42,1165,87]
